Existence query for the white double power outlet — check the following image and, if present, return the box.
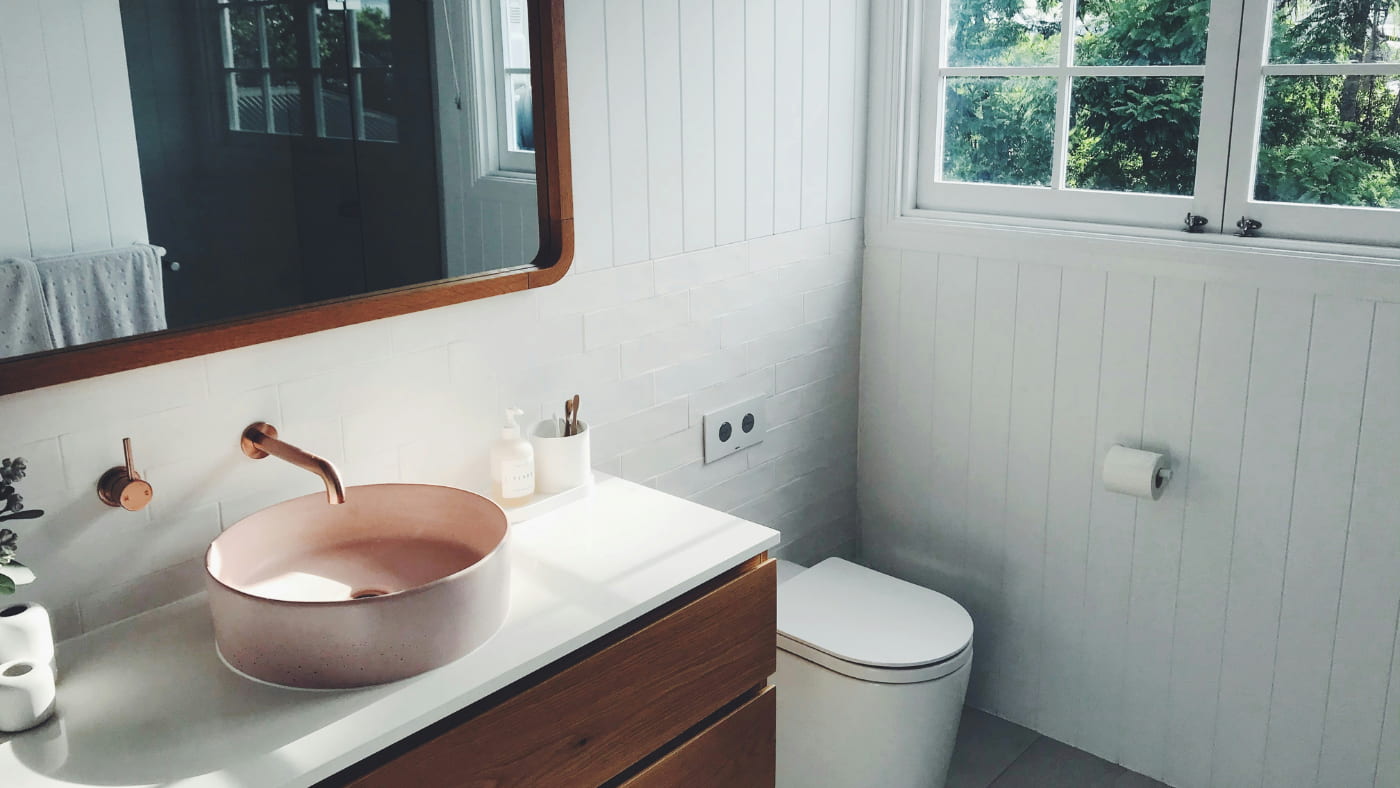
[702,396,767,464]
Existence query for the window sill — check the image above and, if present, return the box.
[869,209,1400,303]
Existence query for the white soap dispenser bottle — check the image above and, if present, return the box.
[491,408,535,502]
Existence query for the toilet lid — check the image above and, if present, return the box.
[777,558,973,669]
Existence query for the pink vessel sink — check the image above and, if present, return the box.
[204,484,510,689]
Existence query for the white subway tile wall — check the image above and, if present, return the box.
[0,0,870,638]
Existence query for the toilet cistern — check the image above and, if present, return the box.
[240,422,346,504]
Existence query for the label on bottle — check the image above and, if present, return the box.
[499,458,535,499]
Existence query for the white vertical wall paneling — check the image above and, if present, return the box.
[960,257,1018,706]
[986,262,1061,724]
[826,0,857,222]
[744,0,776,239]
[884,251,938,577]
[799,0,830,228]
[1211,290,1315,788]
[1036,266,1107,746]
[1262,296,1375,787]
[1162,284,1257,788]
[0,32,31,259]
[856,248,903,562]
[848,0,871,219]
[1382,614,1400,788]
[712,0,746,246]
[1076,271,1153,763]
[604,0,650,264]
[564,0,613,267]
[40,0,111,253]
[1118,279,1204,780]
[0,0,73,257]
[1318,302,1400,788]
[678,0,716,252]
[75,0,146,246]
[772,0,804,233]
[642,0,683,259]
[480,200,505,269]
[925,254,977,595]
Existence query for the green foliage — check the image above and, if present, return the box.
[945,77,1057,185]
[942,0,1400,209]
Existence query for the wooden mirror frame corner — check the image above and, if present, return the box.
[0,0,571,398]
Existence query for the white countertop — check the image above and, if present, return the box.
[0,476,780,788]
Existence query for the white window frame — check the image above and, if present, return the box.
[490,0,535,174]
[1224,0,1400,245]
[892,0,1400,248]
[459,0,535,178]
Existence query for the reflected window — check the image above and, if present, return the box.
[493,0,535,172]
[217,0,399,143]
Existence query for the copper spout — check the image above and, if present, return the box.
[240,422,347,505]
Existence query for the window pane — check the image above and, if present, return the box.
[360,70,399,142]
[227,6,261,68]
[943,76,1056,185]
[317,7,348,68]
[262,4,299,70]
[232,72,266,131]
[1255,75,1400,208]
[1067,76,1202,195]
[358,1,394,67]
[508,72,535,152]
[946,0,1062,66]
[321,74,354,139]
[1074,0,1211,65]
[268,76,303,135]
[1269,0,1400,64]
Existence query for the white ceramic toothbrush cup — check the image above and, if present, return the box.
[0,659,56,732]
[531,420,592,494]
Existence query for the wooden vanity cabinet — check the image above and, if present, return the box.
[324,555,777,788]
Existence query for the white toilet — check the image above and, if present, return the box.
[774,558,974,788]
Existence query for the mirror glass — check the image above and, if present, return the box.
[0,0,540,360]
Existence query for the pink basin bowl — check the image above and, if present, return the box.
[204,484,510,689]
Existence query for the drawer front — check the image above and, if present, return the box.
[344,557,776,788]
[617,687,776,788]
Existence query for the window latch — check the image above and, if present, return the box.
[1184,213,1208,233]
[1234,217,1263,237]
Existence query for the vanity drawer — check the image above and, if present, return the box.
[615,687,776,788]
[339,556,776,788]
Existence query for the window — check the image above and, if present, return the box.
[488,0,535,173]
[217,0,399,143]
[912,0,1400,246]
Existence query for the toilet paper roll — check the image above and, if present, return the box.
[0,659,56,733]
[1103,445,1171,501]
[0,602,55,674]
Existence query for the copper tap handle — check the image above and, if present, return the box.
[123,437,139,480]
[97,437,154,511]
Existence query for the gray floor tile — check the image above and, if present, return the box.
[947,707,1040,788]
[987,737,1127,788]
[1111,769,1171,788]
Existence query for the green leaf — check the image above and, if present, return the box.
[0,574,14,595]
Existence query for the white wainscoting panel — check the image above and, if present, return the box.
[859,249,1400,788]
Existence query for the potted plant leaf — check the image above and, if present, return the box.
[0,457,45,595]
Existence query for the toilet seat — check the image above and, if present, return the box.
[776,558,974,684]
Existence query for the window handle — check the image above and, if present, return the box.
[1184,213,1209,233]
[1235,216,1263,237]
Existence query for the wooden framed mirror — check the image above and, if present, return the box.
[0,0,570,396]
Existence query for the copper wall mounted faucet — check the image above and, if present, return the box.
[240,422,347,505]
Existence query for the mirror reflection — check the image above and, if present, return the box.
[0,0,541,361]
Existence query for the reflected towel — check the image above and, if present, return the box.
[0,258,56,358]
[33,244,168,347]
